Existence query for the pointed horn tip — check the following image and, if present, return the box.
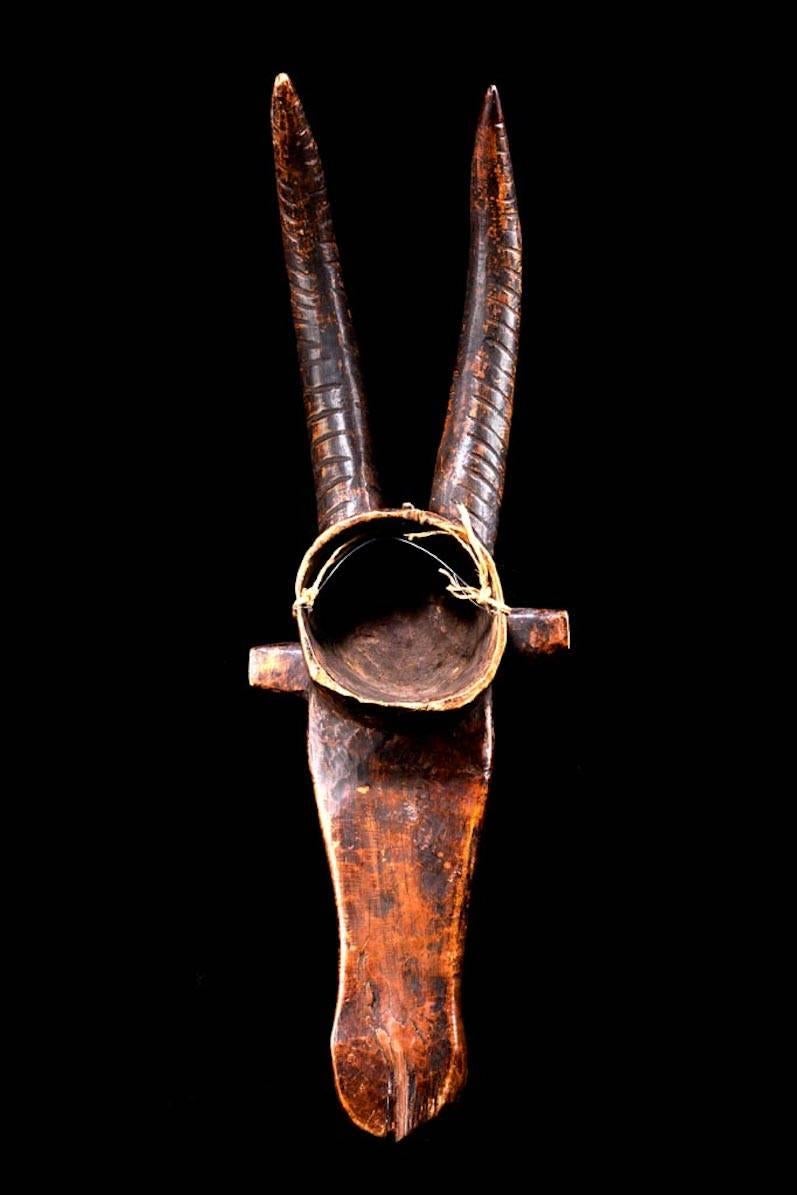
[272,72,300,112]
[271,72,309,135]
[480,83,505,124]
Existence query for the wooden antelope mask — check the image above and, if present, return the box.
[250,73,570,1139]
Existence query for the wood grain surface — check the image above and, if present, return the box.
[308,685,493,1139]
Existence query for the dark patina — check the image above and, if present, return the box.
[250,74,569,1139]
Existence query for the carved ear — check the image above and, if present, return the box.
[429,85,521,551]
[271,74,381,530]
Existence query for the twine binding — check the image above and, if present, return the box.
[293,504,509,617]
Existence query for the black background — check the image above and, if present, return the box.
[117,35,694,1179]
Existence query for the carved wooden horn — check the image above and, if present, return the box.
[430,85,521,551]
[271,74,381,530]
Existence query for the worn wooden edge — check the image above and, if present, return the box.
[248,642,309,692]
[293,507,507,711]
[507,608,570,655]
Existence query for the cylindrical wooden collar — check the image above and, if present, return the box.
[293,507,507,711]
